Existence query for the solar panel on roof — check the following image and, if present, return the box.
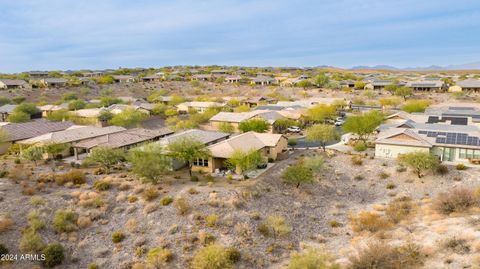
[436,137,446,143]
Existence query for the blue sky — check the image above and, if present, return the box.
[1,0,480,72]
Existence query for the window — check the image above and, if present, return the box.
[459,148,467,159]
[475,150,480,159]
[193,158,209,167]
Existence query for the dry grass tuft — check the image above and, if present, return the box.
[433,188,479,215]
[385,196,413,224]
[349,211,391,233]
[348,241,425,269]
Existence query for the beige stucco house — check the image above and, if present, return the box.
[191,131,288,174]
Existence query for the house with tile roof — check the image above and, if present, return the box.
[0,119,74,154]
[71,127,173,159]
[0,79,27,89]
[191,131,288,174]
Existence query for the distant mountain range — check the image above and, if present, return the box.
[350,61,480,71]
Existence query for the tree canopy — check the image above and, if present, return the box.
[398,151,439,178]
[238,118,270,133]
[167,137,209,176]
[84,147,125,173]
[128,143,170,183]
[343,110,383,141]
[282,162,314,188]
[225,149,264,175]
[306,104,336,123]
[109,108,148,128]
[402,100,430,113]
[306,124,336,151]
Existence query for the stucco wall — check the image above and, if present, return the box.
[375,143,429,159]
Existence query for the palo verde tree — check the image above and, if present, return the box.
[225,149,264,176]
[395,86,413,100]
[313,73,329,87]
[305,124,336,151]
[282,162,314,188]
[398,151,439,178]
[84,146,125,173]
[238,118,270,133]
[306,104,336,123]
[342,110,383,141]
[167,137,210,177]
[109,108,148,128]
[128,143,170,183]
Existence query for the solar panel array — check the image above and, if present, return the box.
[418,130,480,146]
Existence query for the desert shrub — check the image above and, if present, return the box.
[188,187,199,195]
[0,215,14,233]
[174,197,190,215]
[142,186,159,201]
[30,196,46,206]
[353,175,364,181]
[55,170,86,185]
[329,220,342,228]
[112,232,125,243]
[225,247,241,263]
[288,248,340,269]
[143,203,158,214]
[190,175,199,182]
[396,165,407,172]
[42,243,65,268]
[379,171,390,179]
[146,247,173,267]
[443,237,470,254]
[19,228,43,252]
[52,209,77,233]
[0,243,8,255]
[259,215,291,239]
[191,244,233,269]
[205,214,218,227]
[93,179,111,191]
[27,210,45,230]
[349,211,391,233]
[198,231,216,246]
[456,163,467,170]
[436,164,449,175]
[161,197,173,206]
[87,264,98,269]
[385,196,413,223]
[77,216,92,228]
[353,141,367,152]
[386,183,396,189]
[128,195,138,203]
[351,155,363,166]
[434,188,478,214]
[348,242,425,269]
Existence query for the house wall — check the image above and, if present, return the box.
[267,137,288,160]
[191,157,225,173]
[375,143,429,159]
[0,142,11,155]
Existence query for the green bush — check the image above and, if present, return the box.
[93,180,111,191]
[52,209,77,233]
[353,141,367,152]
[161,197,173,206]
[191,244,233,269]
[146,247,173,267]
[42,243,65,268]
[112,232,125,243]
[288,248,339,269]
[456,163,467,170]
[19,228,43,252]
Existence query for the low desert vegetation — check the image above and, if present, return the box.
[349,211,391,233]
[348,241,425,269]
[433,188,479,214]
[287,248,340,269]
